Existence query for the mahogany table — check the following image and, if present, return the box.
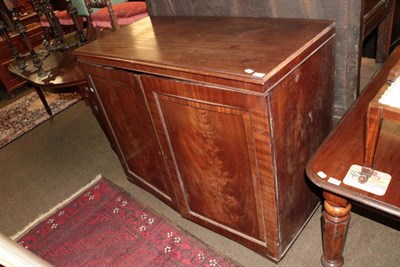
[306,46,400,267]
[8,46,85,118]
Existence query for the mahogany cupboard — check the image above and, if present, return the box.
[74,17,335,261]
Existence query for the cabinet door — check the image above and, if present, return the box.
[140,75,278,250]
[81,64,177,209]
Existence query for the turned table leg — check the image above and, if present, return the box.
[321,191,352,267]
[34,86,53,119]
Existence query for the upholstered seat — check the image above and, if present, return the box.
[91,1,148,29]
[39,10,73,27]
[84,0,148,39]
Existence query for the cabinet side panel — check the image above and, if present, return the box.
[269,39,335,253]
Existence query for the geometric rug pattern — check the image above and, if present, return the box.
[13,176,240,267]
[0,90,81,148]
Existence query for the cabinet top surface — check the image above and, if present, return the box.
[75,16,334,85]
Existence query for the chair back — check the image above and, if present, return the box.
[84,0,127,31]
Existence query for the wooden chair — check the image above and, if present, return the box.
[38,0,89,44]
[84,0,148,39]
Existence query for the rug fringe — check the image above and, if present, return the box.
[10,174,103,240]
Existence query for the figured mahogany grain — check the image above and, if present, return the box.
[140,75,270,244]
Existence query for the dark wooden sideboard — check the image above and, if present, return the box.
[74,17,335,262]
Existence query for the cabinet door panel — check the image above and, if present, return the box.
[161,97,260,237]
[84,65,175,206]
[141,75,276,245]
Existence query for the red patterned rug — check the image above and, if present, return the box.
[0,90,81,148]
[13,176,239,267]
